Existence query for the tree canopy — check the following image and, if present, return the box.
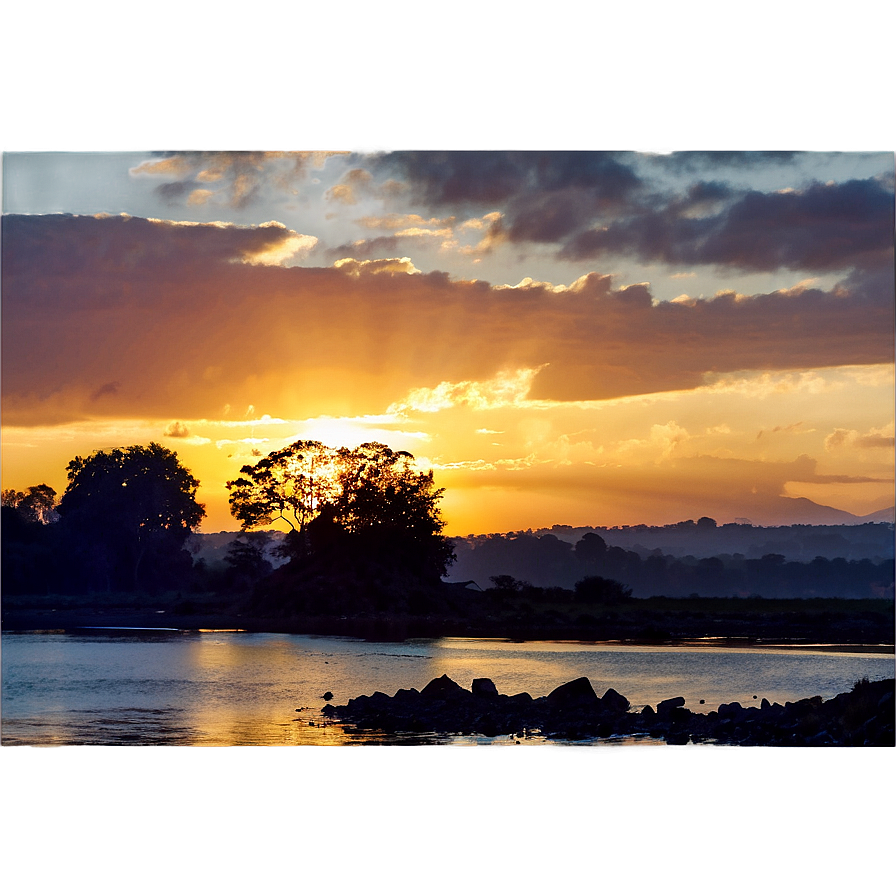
[2,484,59,525]
[57,442,205,591]
[227,441,455,580]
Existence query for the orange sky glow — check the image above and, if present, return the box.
[2,151,894,533]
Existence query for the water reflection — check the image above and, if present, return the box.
[2,631,892,746]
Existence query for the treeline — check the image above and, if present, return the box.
[2,445,206,596]
[535,518,894,562]
[449,531,895,600]
[2,439,455,603]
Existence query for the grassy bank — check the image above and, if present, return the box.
[2,589,893,648]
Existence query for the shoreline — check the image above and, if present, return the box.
[326,674,896,746]
[2,613,893,655]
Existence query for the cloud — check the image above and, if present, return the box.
[2,214,316,279]
[90,381,121,401]
[187,189,215,206]
[3,213,892,427]
[327,223,456,262]
[357,213,457,232]
[373,151,643,207]
[325,183,359,205]
[327,236,403,259]
[388,368,546,414]
[825,423,895,451]
[363,153,892,277]
[655,151,802,171]
[369,151,646,252]
[130,151,346,209]
[130,156,195,178]
[164,421,190,438]
[561,177,894,273]
[333,256,420,277]
[156,181,195,202]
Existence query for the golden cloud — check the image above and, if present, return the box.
[3,214,892,430]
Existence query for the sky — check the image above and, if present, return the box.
[2,149,894,533]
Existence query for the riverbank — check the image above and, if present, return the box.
[3,590,894,650]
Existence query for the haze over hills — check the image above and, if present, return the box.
[854,506,896,524]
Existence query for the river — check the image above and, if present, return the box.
[2,629,893,745]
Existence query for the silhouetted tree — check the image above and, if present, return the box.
[225,532,274,590]
[574,576,633,604]
[229,441,455,582]
[226,440,338,532]
[57,443,205,591]
[2,484,58,525]
[575,531,607,564]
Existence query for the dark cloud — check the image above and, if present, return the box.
[372,153,892,276]
[1,214,303,283]
[327,235,401,260]
[367,151,650,250]
[656,151,802,171]
[504,188,605,243]
[90,381,121,401]
[561,177,894,273]
[2,213,892,426]
[373,150,643,207]
[156,181,195,202]
[373,151,530,205]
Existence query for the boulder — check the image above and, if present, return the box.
[545,677,599,706]
[657,696,686,718]
[420,674,468,700]
[600,688,630,714]
[393,687,420,703]
[717,701,743,719]
[471,678,499,699]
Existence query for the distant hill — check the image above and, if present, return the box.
[707,495,892,527]
[855,506,895,524]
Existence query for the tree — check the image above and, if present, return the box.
[226,440,338,531]
[2,484,59,525]
[228,440,455,580]
[574,575,633,605]
[224,532,274,590]
[2,484,62,594]
[57,443,205,591]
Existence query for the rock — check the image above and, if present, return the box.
[393,687,420,702]
[600,688,630,714]
[507,692,533,705]
[420,674,468,700]
[545,677,599,706]
[657,696,686,718]
[760,698,771,711]
[322,691,334,701]
[471,678,499,699]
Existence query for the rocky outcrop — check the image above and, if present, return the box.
[324,675,895,746]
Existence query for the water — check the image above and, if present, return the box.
[2,630,892,745]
